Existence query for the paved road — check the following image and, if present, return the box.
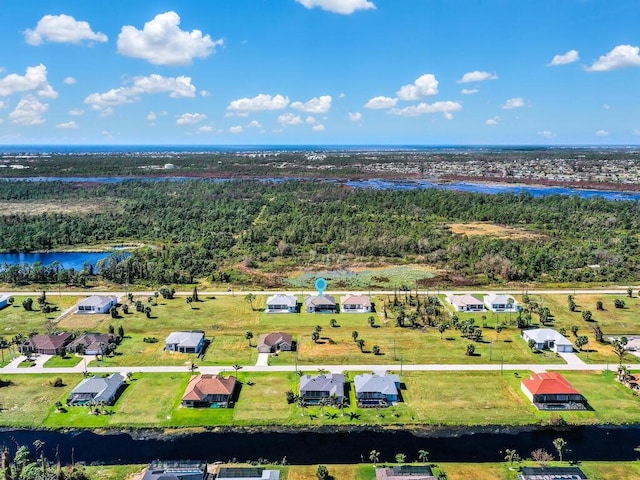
[0,356,632,376]
[4,287,640,297]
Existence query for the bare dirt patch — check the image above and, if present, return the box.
[0,201,109,216]
[448,222,542,240]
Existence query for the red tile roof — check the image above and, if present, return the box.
[182,374,237,401]
[522,372,580,396]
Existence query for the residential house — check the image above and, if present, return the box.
[341,294,372,313]
[76,295,118,314]
[522,328,573,353]
[257,332,294,354]
[165,331,206,354]
[19,332,73,356]
[375,466,437,480]
[265,294,298,313]
[518,466,588,480]
[66,333,115,355]
[305,294,337,313]
[354,372,401,407]
[181,374,238,408]
[0,295,11,311]
[484,294,520,312]
[217,467,280,480]
[299,373,345,404]
[141,461,207,480]
[67,373,125,406]
[446,294,484,312]
[521,372,587,410]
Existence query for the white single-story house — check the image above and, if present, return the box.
[217,468,280,480]
[484,293,520,312]
[0,295,11,311]
[341,294,372,313]
[305,294,337,313]
[76,295,118,314]
[265,294,298,313]
[354,372,401,406]
[165,331,206,354]
[522,328,573,353]
[446,294,484,312]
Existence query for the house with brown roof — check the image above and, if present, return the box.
[181,374,238,408]
[341,294,372,313]
[521,372,587,410]
[66,333,115,355]
[257,332,294,353]
[19,332,73,356]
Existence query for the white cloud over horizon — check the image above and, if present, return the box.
[502,97,525,109]
[389,101,462,118]
[396,74,439,101]
[364,96,397,109]
[291,95,332,113]
[117,11,223,66]
[461,88,479,95]
[458,71,498,83]
[295,0,375,15]
[227,94,290,113]
[548,49,579,66]
[9,96,48,125]
[24,14,108,46]
[348,112,362,122]
[0,64,57,99]
[176,113,206,125]
[278,113,304,125]
[586,44,640,71]
[56,121,78,129]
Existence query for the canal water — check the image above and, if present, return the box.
[1,426,639,465]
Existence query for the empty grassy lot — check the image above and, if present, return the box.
[0,295,81,335]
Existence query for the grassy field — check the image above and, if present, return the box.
[6,369,640,429]
[528,293,640,363]
[0,295,81,335]
[31,462,640,480]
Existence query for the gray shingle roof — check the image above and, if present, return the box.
[78,295,117,308]
[299,373,345,395]
[354,373,399,396]
[165,331,205,348]
[305,295,336,307]
[70,373,124,403]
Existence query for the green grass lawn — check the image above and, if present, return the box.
[43,354,83,368]
[0,296,81,336]
[79,464,146,480]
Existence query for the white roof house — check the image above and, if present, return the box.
[76,295,118,314]
[265,294,298,313]
[341,294,372,313]
[522,328,573,353]
[446,294,484,312]
[165,331,206,354]
[484,294,520,312]
[305,294,337,313]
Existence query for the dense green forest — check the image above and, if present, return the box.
[0,179,638,286]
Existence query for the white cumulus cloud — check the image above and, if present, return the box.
[389,101,462,118]
[8,96,48,125]
[396,74,439,101]
[502,97,525,109]
[586,44,640,72]
[200,90,211,97]
[227,94,289,113]
[548,49,579,66]
[117,11,223,66]
[458,71,498,83]
[247,120,262,128]
[198,126,213,133]
[486,117,500,126]
[291,95,332,113]
[295,0,376,15]
[24,14,108,46]
[461,88,479,95]
[63,77,77,85]
[348,112,362,122]
[68,108,84,116]
[537,130,556,139]
[278,113,303,126]
[229,125,243,134]
[0,64,57,98]
[176,113,206,125]
[84,74,196,110]
[596,129,609,137]
[364,96,397,109]
[56,121,78,129]
[312,124,326,132]
[305,116,316,124]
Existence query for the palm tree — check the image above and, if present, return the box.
[244,293,256,311]
[336,397,349,416]
[233,364,242,379]
[352,330,359,342]
[318,397,329,416]
[311,331,320,343]
[186,296,193,309]
[245,331,254,347]
[369,450,380,466]
[297,397,308,416]
[417,449,429,464]
[504,449,519,469]
[553,438,567,463]
[0,337,9,363]
[357,339,365,352]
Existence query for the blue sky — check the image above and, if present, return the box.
[0,0,639,145]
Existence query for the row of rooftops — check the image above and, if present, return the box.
[267,294,371,307]
[446,293,520,311]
